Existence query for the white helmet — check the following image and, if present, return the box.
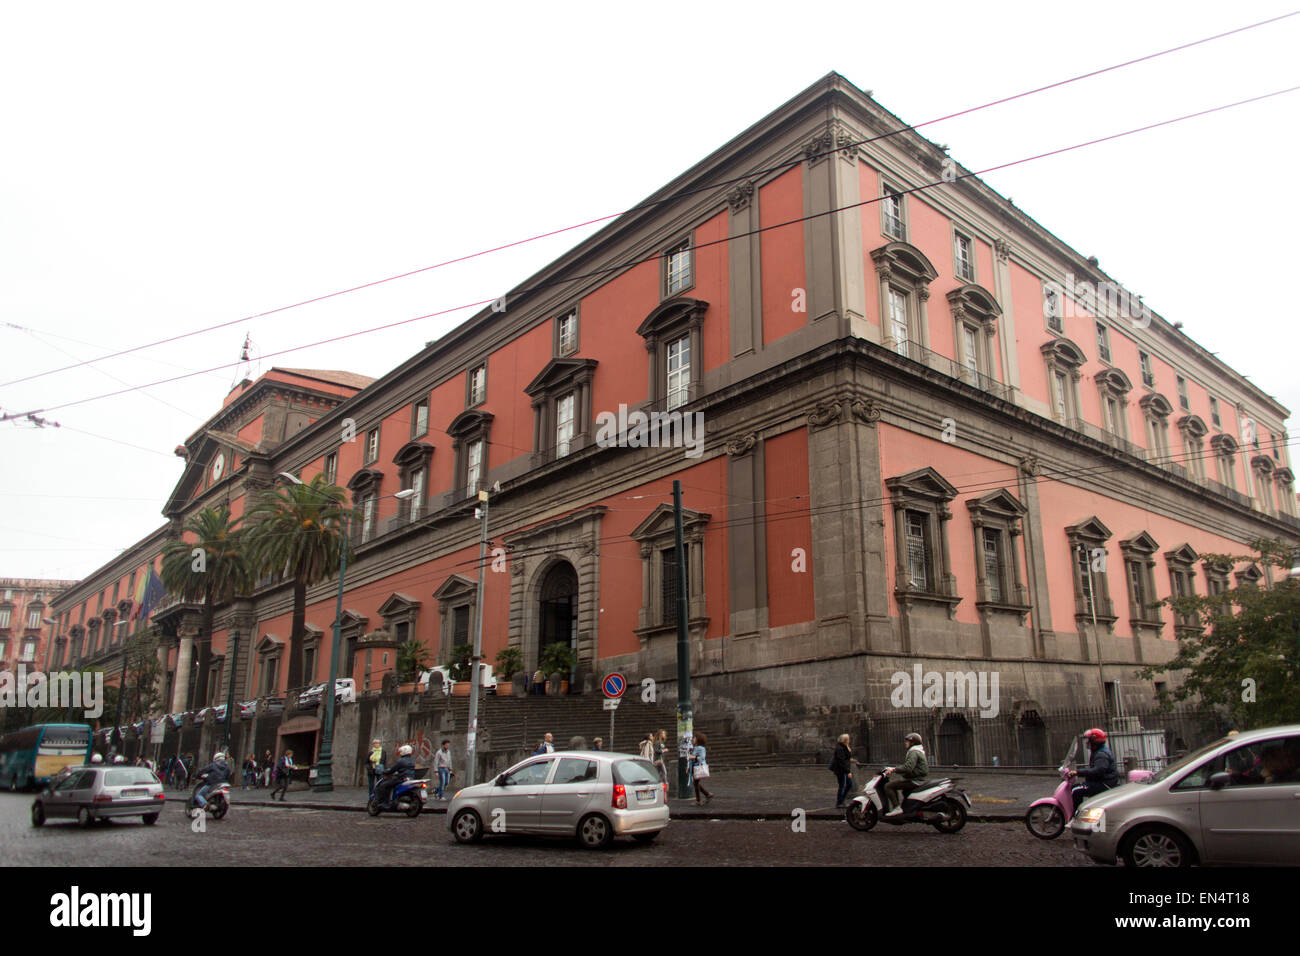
[112,755,125,764]
[397,744,413,757]
[90,753,104,764]
[213,751,227,762]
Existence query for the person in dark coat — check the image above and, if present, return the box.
[830,733,856,808]
[374,744,415,805]
[1070,728,1118,809]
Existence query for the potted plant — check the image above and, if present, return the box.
[395,640,431,695]
[494,646,523,696]
[447,644,472,696]
[538,643,577,695]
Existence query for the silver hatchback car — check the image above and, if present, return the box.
[448,751,669,849]
[1070,724,1300,866]
[31,765,167,828]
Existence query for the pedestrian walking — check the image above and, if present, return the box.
[242,753,258,790]
[688,733,713,805]
[271,749,296,800]
[261,749,274,788]
[532,733,554,755]
[367,739,386,798]
[638,733,655,761]
[592,738,603,752]
[433,740,454,800]
[654,729,668,783]
[531,669,545,695]
[830,733,855,808]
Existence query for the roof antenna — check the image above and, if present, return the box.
[231,332,262,391]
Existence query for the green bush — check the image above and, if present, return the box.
[494,645,524,678]
[538,642,577,676]
[447,644,473,682]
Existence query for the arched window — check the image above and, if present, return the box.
[447,409,494,499]
[947,283,1001,386]
[1095,368,1133,445]
[1176,415,1208,481]
[1139,393,1174,462]
[870,241,938,359]
[1041,338,1086,425]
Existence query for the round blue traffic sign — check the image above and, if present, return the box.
[602,672,627,698]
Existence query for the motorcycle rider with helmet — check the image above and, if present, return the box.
[883,733,929,817]
[1069,728,1118,809]
[374,744,415,806]
[193,751,232,810]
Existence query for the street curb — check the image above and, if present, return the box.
[163,795,1023,823]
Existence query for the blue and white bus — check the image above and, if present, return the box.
[0,724,93,791]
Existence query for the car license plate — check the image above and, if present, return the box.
[122,789,147,797]
[419,790,428,802]
[636,788,655,802]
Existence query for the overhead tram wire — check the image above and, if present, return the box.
[12,81,1300,423]
[3,9,1296,391]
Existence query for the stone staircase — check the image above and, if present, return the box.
[431,694,813,769]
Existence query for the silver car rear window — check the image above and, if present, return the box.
[104,769,158,787]
[612,759,660,785]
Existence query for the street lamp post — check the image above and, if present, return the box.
[111,620,130,755]
[465,487,489,786]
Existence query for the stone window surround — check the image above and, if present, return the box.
[965,488,1030,617]
[346,467,383,544]
[1235,564,1263,588]
[661,232,695,299]
[1202,558,1231,596]
[1095,368,1133,440]
[1250,454,1275,515]
[392,441,434,521]
[886,467,960,616]
[1120,531,1164,636]
[524,357,599,465]
[466,363,487,409]
[947,283,1001,382]
[254,634,283,697]
[1066,517,1117,628]
[630,503,710,642]
[375,593,419,653]
[1164,544,1200,633]
[446,408,493,499]
[879,177,908,240]
[300,623,323,690]
[410,395,430,439]
[553,306,580,356]
[433,574,476,662]
[1211,433,1239,490]
[1140,392,1174,461]
[363,426,380,465]
[1177,414,1208,481]
[1274,466,1296,517]
[1041,338,1086,424]
[951,226,976,282]
[636,297,707,410]
[870,241,937,356]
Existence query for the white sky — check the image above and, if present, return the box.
[3,0,1298,581]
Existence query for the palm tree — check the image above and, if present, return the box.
[160,506,252,710]
[244,475,350,693]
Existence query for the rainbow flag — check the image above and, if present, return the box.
[132,567,166,621]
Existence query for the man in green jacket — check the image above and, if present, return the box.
[884,733,928,817]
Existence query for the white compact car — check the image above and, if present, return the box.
[448,751,669,849]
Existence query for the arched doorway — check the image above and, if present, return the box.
[537,561,578,670]
[936,715,973,766]
[1018,710,1048,766]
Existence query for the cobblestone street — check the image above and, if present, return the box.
[1,792,1090,867]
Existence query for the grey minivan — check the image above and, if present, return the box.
[448,751,669,849]
[1070,724,1300,866]
[31,766,167,827]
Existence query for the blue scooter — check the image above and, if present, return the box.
[367,775,428,818]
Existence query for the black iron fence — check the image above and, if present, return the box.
[860,707,1229,770]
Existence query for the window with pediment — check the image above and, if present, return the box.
[347,468,383,544]
[1140,393,1174,462]
[255,635,283,697]
[1177,415,1208,481]
[447,409,493,499]
[1235,564,1263,588]
[965,489,1030,616]
[871,242,937,360]
[630,504,710,639]
[1164,544,1200,634]
[947,284,1001,386]
[1041,338,1085,425]
[1250,455,1275,515]
[1274,466,1296,517]
[433,575,477,661]
[886,468,959,612]
[1066,517,1117,628]
[525,357,598,464]
[1095,368,1132,443]
[393,442,434,523]
[1211,433,1239,491]
[1202,558,1231,597]
[637,298,707,411]
[1120,532,1163,635]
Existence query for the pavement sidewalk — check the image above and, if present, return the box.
[167,765,1056,821]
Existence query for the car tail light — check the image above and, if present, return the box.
[155,792,166,800]
[612,784,627,810]
[93,794,113,803]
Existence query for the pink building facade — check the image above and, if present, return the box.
[50,74,1298,765]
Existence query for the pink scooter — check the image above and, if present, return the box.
[1025,743,1079,840]
[1026,738,1149,839]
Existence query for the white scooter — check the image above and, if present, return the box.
[846,767,971,834]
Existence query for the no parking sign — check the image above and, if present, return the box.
[602,673,626,699]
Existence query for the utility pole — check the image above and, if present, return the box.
[222,623,240,753]
[313,509,350,791]
[672,481,692,799]
[465,487,490,786]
